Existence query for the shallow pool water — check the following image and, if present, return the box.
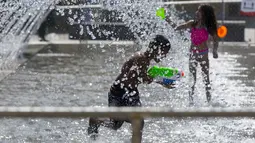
[0,44,254,143]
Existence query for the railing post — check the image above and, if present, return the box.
[131,116,142,143]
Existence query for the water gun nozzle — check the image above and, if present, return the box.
[181,71,184,77]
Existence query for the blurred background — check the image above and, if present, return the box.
[0,0,255,142]
[31,0,255,42]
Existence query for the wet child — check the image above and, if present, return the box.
[87,35,173,141]
[166,4,219,102]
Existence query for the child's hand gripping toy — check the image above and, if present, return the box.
[147,66,184,86]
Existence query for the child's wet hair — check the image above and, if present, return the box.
[148,35,171,53]
[199,4,217,36]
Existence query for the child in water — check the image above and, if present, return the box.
[87,35,173,141]
[166,4,219,102]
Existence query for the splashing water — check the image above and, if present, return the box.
[54,0,193,103]
[101,0,192,98]
[0,0,59,79]
[53,0,192,94]
[0,1,255,143]
[102,0,190,51]
[56,0,190,63]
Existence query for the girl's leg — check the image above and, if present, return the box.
[189,55,198,102]
[200,55,211,102]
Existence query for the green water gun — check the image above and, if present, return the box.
[156,7,166,20]
[147,66,184,85]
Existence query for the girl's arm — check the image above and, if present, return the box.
[165,16,176,27]
[165,16,194,31]
[212,34,219,58]
[175,20,194,31]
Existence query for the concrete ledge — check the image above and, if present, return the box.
[28,40,255,47]
[0,70,15,82]
[22,44,48,58]
[219,42,255,47]
[0,44,46,82]
[28,40,135,45]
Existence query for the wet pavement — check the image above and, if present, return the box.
[0,43,254,142]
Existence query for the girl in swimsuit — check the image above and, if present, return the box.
[166,4,219,102]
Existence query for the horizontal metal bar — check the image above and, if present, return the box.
[217,20,246,24]
[0,107,255,118]
[162,0,241,5]
[73,22,126,26]
[55,0,242,9]
[73,21,245,26]
[56,4,103,9]
[28,40,135,45]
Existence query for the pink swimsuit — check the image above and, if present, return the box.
[190,27,209,55]
[191,27,209,46]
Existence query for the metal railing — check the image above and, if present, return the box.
[1,106,255,143]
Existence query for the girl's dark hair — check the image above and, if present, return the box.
[193,4,218,36]
[148,35,171,53]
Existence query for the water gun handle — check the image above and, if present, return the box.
[154,77,175,85]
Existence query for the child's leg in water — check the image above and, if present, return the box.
[87,117,123,134]
[87,92,144,140]
[200,56,211,102]
[87,115,126,140]
[87,107,125,139]
[88,116,144,131]
[189,56,198,102]
[87,118,100,139]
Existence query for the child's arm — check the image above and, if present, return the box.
[142,70,153,84]
[175,20,194,31]
[165,16,176,27]
[212,34,219,58]
[122,59,153,85]
[165,16,193,31]
[140,63,153,84]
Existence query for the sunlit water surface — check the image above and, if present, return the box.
[0,0,255,142]
[0,45,254,143]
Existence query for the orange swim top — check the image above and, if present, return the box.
[191,27,209,46]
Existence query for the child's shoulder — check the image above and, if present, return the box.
[130,52,143,59]
[129,52,146,63]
